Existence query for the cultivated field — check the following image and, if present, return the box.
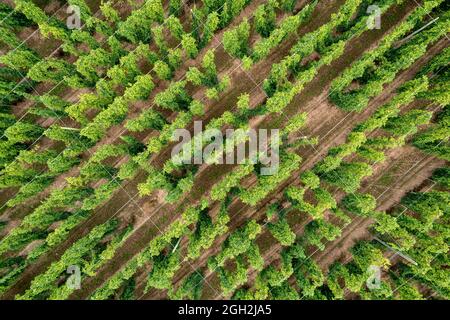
[0,0,448,300]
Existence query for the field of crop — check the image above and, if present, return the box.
[0,0,448,301]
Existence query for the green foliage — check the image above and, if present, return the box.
[286,185,337,220]
[50,225,132,299]
[371,210,400,235]
[211,164,254,201]
[222,19,250,58]
[322,162,373,193]
[354,76,430,133]
[90,208,199,300]
[351,241,390,271]
[1,0,448,302]
[81,181,120,210]
[202,49,219,86]
[152,25,168,55]
[106,45,144,86]
[80,96,129,142]
[0,3,32,28]
[119,278,136,300]
[270,281,299,300]
[137,165,173,196]
[384,109,432,136]
[394,278,424,300]
[4,121,43,144]
[154,81,192,111]
[47,154,80,174]
[279,0,297,12]
[300,170,320,189]
[5,174,53,207]
[124,74,155,101]
[168,271,204,300]
[431,167,450,188]
[208,220,262,270]
[75,47,116,84]
[413,106,450,161]
[342,193,377,216]
[401,191,449,231]
[154,60,172,80]
[246,242,264,271]
[167,48,183,70]
[17,220,118,300]
[43,211,89,249]
[118,0,164,43]
[236,93,250,112]
[166,15,184,40]
[126,109,166,132]
[304,219,341,250]
[219,0,248,27]
[27,58,75,83]
[268,217,296,246]
[217,256,248,296]
[187,206,230,260]
[206,75,230,100]
[282,112,307,137]
[38,94,70,114]
[254,4,276,38]
[252,0,317,61]
[145,249,181,292]
[181,33,198,59]
[189,99,205,116]
[45,125,93,157]
[240,152,301,206]
[100,1,120,24]
[169,0,183,16]
[330,5,449,111]
[0,49,39,71]
[201,12,220,47]
[293,257,324,298]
